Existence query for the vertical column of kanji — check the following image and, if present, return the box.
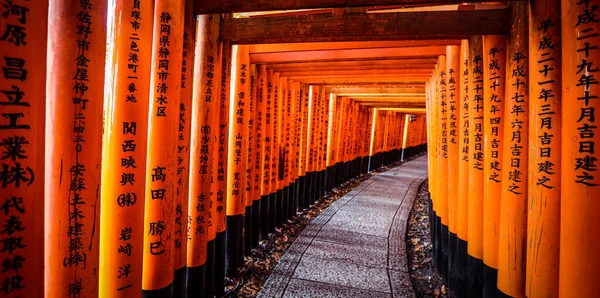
[99,0,152,296]
[466,36,484,296]
[559,0,600,296]
[497,3,529,297]
[322,91,331,192]
[304,86,315,204]
[283,79,293,219]
[187,14,220,298]
[445,45,461,295]
[481,35,506,297]
[294,83,304,212]
[243,64,256,254]
[45,1,106,297]
[262,69,273,234]
[317,89,326,197]
[225,45,249,276]
[309,87,319,201]
[276,77,287,225]
[255,66,268,241]
[213,40,232,297]
[287,80,298,218]
[455,40,470,298]
[270,72,280,230]
[363,106,372,172]
[250,65,261,246]
[326,93,335,189]
[431,67,443,270]
[526,1,561,297]
[436,55,450,283]
[174,0,194,294]
[301,85,311,208]
[0,1,46,297]
[141,1,185,296]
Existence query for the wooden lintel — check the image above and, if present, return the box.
[324,85,426,93]
[220,9,510,44]
[197,0,520,14]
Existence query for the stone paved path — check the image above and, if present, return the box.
[258,156,428,298]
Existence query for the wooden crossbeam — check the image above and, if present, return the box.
[265,58,438,68]
[197,0,517,14]
[249,40,461,53]
[358,102,426,108]
[324,85,426,93]
[220,9,510,43]
[251,46,446,63]
[279,69,432,77]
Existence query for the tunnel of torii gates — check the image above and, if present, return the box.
[0,0,599,298]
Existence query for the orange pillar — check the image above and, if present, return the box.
[467,36,485,295]
[0,2,47,297]
[436,54,450,281]
[455,39,470,296]
[256,65,270,240]
[270,72,280,229]
[298,84,310,209]
[45,1,107,297]
[446,45,461,294]
[497,3,529,297]
[243,64,257,255]
[559,0,600,296]
[212,41,232,297]
[141,1,185,296]
[276,77,287,224]
[526,1,561,297]
[99,0,152,296]
[187,14,220,297]
[225,45,250,275]
[173,0,194,294]
[262,69,274,231]
[482,34,507,297]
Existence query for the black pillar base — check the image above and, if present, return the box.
[455,238,468,298]
[143,282,174,298]
[275,188,284,227]
[225,215,243,277]
[215,231,226,297]
[205,239,216,298]
[434,215,442,273]
[259,195,269,241]
[174,266,186,298]
[186,264,205,298]
[268,192,276,232]
[251,199,260,248]
[448,232,457,297]
[440,224,449,283]
[244,205,253,256]
[467,254,484,298]
[483,263,499,298]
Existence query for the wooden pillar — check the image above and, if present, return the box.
[256,65,269,240]
[467,35,485,296]
[456,39,470,297]
[262,69,274,232]
[244,64,258,252]
[270,72,281,228]
[0,1,47,297]
[298,84,309,209]
[276,77,287,224]
[436,54,450,282]
[225,44,250,275]
[212,40,231,297]
[141,1,185,296]
[559,0,600,296]
[174,0,194,294]
[446,45,461,295]
[497,3,529,297]
[99,0,152,296]
[45,1,107,297]
[526,1,561,297]
[482,34,507,297]
[187,14,220,297]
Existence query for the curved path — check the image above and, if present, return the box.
[258,156,428,298]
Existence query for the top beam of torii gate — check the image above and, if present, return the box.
[194,0,522,14]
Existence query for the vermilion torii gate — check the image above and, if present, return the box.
[1,1,598,298]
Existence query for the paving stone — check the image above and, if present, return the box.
[258,156,429,298]
[303,239,388,268]
[293,256,391,293]
[284,278,392,298]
